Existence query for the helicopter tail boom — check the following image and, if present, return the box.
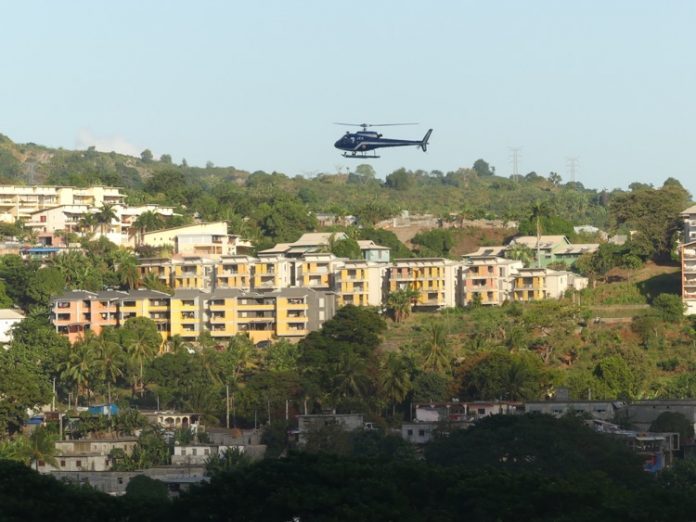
[420,129,433,152]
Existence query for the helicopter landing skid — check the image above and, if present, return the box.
[342,152,380,159]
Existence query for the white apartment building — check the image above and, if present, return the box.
[0,186,125,223]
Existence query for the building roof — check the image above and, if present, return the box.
[52,290,99,302]
[462,246,507,258]
[0,309,24,320]
[509,235,570,249]
[680,205,696,216]
[121,289,172,300]
[356,240,389,251]
[172,289,207,299]
[555,244,600,255]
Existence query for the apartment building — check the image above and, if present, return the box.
[296,252,342,291]
[170,289,206,341]
[51,288,335,346]
[388,258,459,309]
[461,256,523,306]
[51,290,101,343]
[512,268,569,302]
[215,255,255,290]
[0,185,125,223]
[334,260,385,307]
[254,254,293,290]
[681,205,696,244]
[682,241,696,316]
[117,289,172,341]
[138,256,217,291]
[141,221,251,258]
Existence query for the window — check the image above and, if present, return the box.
[76,460,82,468]
[181,449,186,456]
[192,449,197,456]
[407,429,413,436]
[60,460,66,467]
[418,430,425,437]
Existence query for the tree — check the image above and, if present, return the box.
[380,352,412,416]
[93,332,125,404]
[456,351,544,401]
[386,287,418,322]
[472,158,494,177]
[60,340,96,406]
[609,182,690,261]
[159,154,172,164]
[122,317,162,396]
[25,427,58,471]
[125,474,169,502]
[505,243,534,267]
[419,321,452,374]
[132,211,164,245]
[26,267,65,308]
[385,168,413,190]
[650,412,694,443]
[140,149,153,162]
[652,293,684,323]
[330,237,361,259]
[95,204,117,236]
[548,172,562,185]
[0,348,51,435]
[411,229,454,257]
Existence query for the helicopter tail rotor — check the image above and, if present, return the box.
[420,129,433,152]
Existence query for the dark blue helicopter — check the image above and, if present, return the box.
[334,122,433,158]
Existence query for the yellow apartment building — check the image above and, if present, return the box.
[117,289,172,343]
[170,289,206,341]
[334,260,385,307]
[215,255,255,290]
[296,253,341,291]
[388,258,459,308]
[253,254,292,290]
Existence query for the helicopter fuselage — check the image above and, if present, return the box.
[334,131,424,153]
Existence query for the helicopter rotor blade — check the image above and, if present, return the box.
[333,122,419,127]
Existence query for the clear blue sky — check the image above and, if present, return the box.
[2,1,695,196]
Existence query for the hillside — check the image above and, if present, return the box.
[0,132,613,228]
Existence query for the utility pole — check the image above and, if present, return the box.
[566,157,578,186]
[226,384,230,429]
[510,147,521,182]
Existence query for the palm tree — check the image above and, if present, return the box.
[420,321,452,374]
[132,211,164,245]
[331,351,371,401]
[386,286,419,323]
[226,335,259,384]
[60,340,95,407]
[529,201,551,268]
[77,213,97,239]
[94,333,125,405]
[95,204,118,237]
[25,427,58,471]
[380,352,412,417]
[167,334,191,354]
[125,329,159,397]
[112,250,140,289]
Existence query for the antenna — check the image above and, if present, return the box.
[566,157,578,185]
[509,147,521,182]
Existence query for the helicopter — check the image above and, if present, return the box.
[333,122,433,158]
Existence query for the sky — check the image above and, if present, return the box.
[1,1,696,196]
